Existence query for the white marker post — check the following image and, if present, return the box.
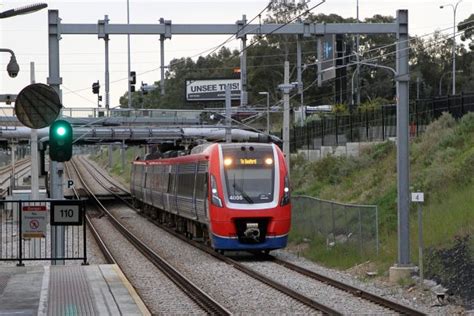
[411,192,424,285]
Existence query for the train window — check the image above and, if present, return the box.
[222,145,275,204]
[177,172,194,197]
[167,171,174,193]
[195,172,207,200]
[161,170,169,191]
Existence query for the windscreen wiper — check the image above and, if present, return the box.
[233,183,254,204]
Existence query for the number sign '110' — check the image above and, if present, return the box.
[51,202,83,226]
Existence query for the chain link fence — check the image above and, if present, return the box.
[291,196,379,257]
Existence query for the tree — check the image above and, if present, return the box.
[459,14,474,50]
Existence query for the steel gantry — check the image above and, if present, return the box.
[46,9,412,277]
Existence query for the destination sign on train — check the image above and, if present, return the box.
[185,79,241,101]
[239,158,257,165]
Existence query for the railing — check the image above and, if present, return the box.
[291,195,379,257]
[0,199,87,265]
[290,92,474,151]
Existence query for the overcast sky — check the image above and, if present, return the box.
[1,0,472,110]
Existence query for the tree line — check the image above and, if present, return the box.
[119,3,474,113]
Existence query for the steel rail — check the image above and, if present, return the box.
[77,156,340,315]
[77,156,130,195]
[64,162,116,264]
[80,156,428,315]
[268,256,427,316]
[70,158,231,316]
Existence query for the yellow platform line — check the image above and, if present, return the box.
[112,264,151,316]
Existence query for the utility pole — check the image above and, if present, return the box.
[30,62,39,200]
[48,11,65,265]
[30,62,41,258]
[104,16,110,113]
[279,61,292,173]
[296,35,305,127]
[238,15,248,107]
[390,10,412,281]
[356,0,361,106]
[127,0,132,108]
[225,86,232,143]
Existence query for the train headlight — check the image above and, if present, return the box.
[265,158,273,165]
[224,157,233,167]
[280,174,290,206]
[210,174,223,207]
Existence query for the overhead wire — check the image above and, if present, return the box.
[61,13,473,103]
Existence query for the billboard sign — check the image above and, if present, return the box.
[318,34,336,84]
[185,79,241,101]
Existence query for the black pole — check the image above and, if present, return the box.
[382,106,385,141]
[17,201,24,266]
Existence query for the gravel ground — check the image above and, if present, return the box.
[107,201,406,314]
[75,156,130,194]
[239,259,393,314]
[272,249,467,315]
[89,211,206,315]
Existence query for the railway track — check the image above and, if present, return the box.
[68,158,231,315]
[267,255,426,315]
[0,158,31,196]
[79,154,429,315]
[63,162,116,264]
[75,156,362,314]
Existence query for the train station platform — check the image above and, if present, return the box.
[0,264,150,316]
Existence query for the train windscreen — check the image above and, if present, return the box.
[222,145,275,204]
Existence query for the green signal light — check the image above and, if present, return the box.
[56,126,66,136]
[49,120,73,162]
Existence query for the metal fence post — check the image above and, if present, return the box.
[415,100,419,137]
[350,113,353,142]
[82,201,88,265]
[431,97,435,120]
[381,106,385,141]
[306,123,310,151]
[358,207,363,255]
[375,205,379,256]
[365,110,369,141]
[335,115,339,145]
[321,117,325,146]
[331,202,335,244]
[17,201,24,266]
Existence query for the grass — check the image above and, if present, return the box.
[90,145,146,185]
[290,112,474,271]
[89,114,474,277]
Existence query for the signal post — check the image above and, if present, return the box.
[49,119,73,265]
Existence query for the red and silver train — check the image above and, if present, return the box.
[130,142,291,253]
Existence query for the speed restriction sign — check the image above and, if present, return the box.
[51,200,84,226]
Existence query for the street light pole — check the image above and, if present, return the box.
[127,0,132,108]
[440,0,462,95]
[352,62,396,104]
[259,92,270,134]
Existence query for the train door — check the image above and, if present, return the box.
[166,164,173,213]
[174,164,179,215]
[192,162,198,219]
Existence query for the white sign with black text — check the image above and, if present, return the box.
[51,201,83,226]
[411,192,424,203]
[185,79,241,101]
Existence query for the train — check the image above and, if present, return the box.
[130,142,291,253]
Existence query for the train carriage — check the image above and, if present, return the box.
[131,142,291,252]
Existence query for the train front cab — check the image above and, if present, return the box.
[207,143,291,251]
